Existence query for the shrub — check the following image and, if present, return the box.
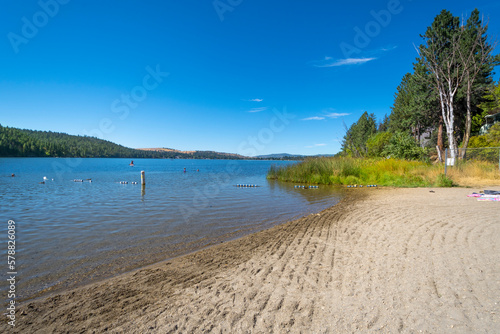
[469,123,500,148]
[366,132,393,157]
[383,132,429,161]
[486,123,500,145]
[468,135,491,148]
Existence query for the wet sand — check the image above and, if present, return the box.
[4,187,500,333]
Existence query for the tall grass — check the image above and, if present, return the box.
[447,160,500,187]
[267,157,500,187]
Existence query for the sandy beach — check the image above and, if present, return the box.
[4,187,500,333]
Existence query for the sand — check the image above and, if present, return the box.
[4,187,500,333]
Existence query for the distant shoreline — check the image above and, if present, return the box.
[0,156,303,160]
[0,124,306,160]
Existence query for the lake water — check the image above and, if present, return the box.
[0,158,344,301]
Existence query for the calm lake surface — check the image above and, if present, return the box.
[1,158,344,301]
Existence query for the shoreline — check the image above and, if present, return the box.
[12,189,352,305]
[3,157,343,305]
[13,188,345,304]
[4,187,500,333]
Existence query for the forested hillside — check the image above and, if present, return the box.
[0,125,244,159]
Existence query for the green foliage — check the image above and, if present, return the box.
[268,157,362,185]
[434,174,455,187]
[468,135,491,148]
[479,80,500,115]
[382,132,429,161]
[378,114,390,132]
[459,12,498,137]
[421,10,460,65]
[462,123,500,162]
[366,132,393,157]
[268,157,498,188]
[0,124,244,159]
[389,68,436,135]
[468,123,500,148]
[487,122,500,144]
[472,110,490,134]
[341,112,377,157]
[268,157,448,187]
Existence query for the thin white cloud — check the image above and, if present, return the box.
[313,57,376,67]
[301,116,325,121]
[248,107,268,113]
[325,112,350,118]
[244,98,263,102]
[301,110,349,121]
[366,45,397,56]
[306,143,327,148]
[380,45,397,52]
[311,45,396,68]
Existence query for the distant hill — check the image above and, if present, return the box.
[137,147,246,159]
[255,153,305,160]
[137,147,197,154]
[0,124,141,158]
[0,124,245,159]
[0,124,326,160]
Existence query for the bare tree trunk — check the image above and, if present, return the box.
[437,115,444,161]
[460,79,473,159]
[437,80,458,161]
[419,35,463,162]
[448,90,458,160]
[436,145,442,162]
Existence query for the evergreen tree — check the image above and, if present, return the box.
[458,9,498,155]
[378,114,390,132]
[389,68,437,140]
[341,112,377,157]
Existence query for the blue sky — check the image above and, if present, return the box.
[1,0,499,156]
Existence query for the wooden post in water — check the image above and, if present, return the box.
[141,170,146,197]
